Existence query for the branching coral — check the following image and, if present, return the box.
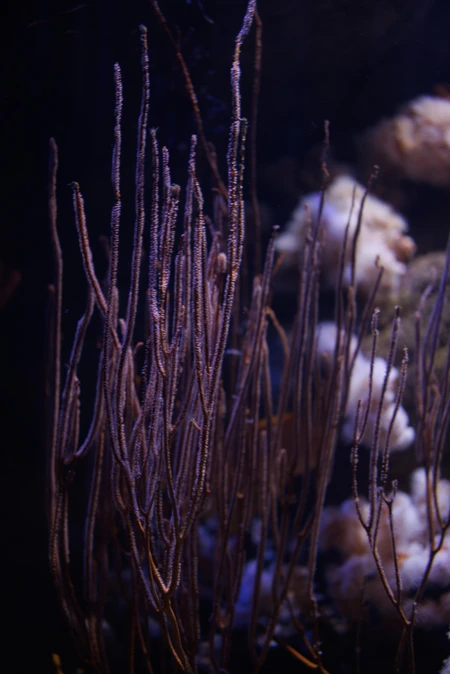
[47,11,255,672]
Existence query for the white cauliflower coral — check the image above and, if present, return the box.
[362,95,450,187]
[315,321,415,452]
[320,470,450,630]
[276,175,416,298]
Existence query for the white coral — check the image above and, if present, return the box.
[316,321,415,452]
[276,175,415,297]
[320,492,450,629]
[362,95,450,187]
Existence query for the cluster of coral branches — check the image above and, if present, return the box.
[47,2,450,673]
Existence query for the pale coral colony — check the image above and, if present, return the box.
[275,93,450,659]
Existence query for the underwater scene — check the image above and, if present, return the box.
[2,1,450,672]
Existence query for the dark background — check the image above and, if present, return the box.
[2,0,450,670]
